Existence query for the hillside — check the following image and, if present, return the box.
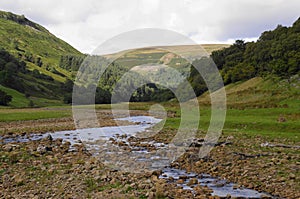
[188,17,300,100]
[103,44,229,68]
[197,76,300,109]
[211,17,300,83]
[0,47,72,107]
[0,11,85,107]
[0,11,82,82]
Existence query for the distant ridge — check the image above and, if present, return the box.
[0,11,48,33]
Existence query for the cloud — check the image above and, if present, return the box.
[0,0,299,53]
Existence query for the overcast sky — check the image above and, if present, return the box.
[0,0,299,53]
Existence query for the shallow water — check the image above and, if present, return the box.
[0,116,274,198]
[1,116,161,146]
[160,168,273,198]
[1,133,44,143]
[50,116,162,145]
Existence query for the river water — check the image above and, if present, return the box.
[1,116,275,198]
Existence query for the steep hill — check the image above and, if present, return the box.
[0,11,84,107]
[0,47,69,107]
[0,11,82,82]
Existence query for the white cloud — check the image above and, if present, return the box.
[0,0,299,53]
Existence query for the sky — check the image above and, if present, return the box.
[0,0,299,54]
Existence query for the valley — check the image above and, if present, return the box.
[0,10,299,199]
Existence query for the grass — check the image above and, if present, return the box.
[155,76,300,142]
[26,62,66,83]
[0,85,30,107]
[222,108,299,140]
[29,97,64,107]
[85,178,98,192]
[161,108,299,142]
[98,181,122,192]
[0,85,64,108]
[0,107,71,122]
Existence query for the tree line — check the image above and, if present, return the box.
[188,17,300,98]
[210,17,300,84]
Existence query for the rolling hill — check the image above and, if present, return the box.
[103,44,229,68]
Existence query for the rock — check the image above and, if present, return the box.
[110,178,116,184]
[278,177,285,182]
[2,143,19,152]
[152,170,162,176]
[277,115,287,122]
[46,134,53,141]
[168,176,174,181]
[130,183,136,188]
[100,173,108,180]
[261,194,273,199]
[187,178,198,186]
[179,175,188,180]
[248,183,254,189]
[215,182,225,187]
[289,173,296,179]
[151,175,158,182]
[210,166,218,172]
[148,191,155,199]
[155,182,166,198]
[12,171,25,186]
[37,145,52,154]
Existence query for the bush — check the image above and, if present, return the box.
[0,90,12,105]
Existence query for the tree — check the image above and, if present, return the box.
[0,90,12,106]
[210,18,300,84]
[62,79,74,92]
[28,100,34,107]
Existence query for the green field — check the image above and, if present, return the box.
[0,107,71,122]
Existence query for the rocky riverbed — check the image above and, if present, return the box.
[0,132,215,198]
[0,112,299,198]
